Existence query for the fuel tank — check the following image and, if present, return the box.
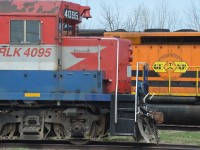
[147,96,199,104]
[151,104,200,125]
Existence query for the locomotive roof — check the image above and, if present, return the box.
[0,0,64,16]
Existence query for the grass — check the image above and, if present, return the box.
[104,130,200,145]
[159,130,200,145]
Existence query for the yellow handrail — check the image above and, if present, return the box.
[196,68,199,95]
[168,71,171,95]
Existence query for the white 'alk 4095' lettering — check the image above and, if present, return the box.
[0,47,52,57]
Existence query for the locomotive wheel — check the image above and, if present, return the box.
[137,115,159,144]
[69,121,98,145]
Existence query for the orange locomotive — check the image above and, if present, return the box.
[105,31,200,101]
[105,30,200,125]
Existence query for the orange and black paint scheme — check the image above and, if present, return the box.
[105,31,200,126]
[105,31,200,98]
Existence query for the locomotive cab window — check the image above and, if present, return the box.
[10,20,40,44]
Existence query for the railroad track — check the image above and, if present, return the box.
[0,141,199,150]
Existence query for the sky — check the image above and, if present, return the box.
[68,0,198,30]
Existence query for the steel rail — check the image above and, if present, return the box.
[0,141,199,150]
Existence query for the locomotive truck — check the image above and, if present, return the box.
[105,30,200,126]
[0,0,162,144]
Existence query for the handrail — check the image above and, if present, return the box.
[99,38,119,124]
[196,68,199,95]
[168,71,171,95]
[135,62,147,122]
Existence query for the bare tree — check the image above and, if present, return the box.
[100,0,123,31]
[123,4,154,31]
[153,0,180,30]
[79,20,95,29]
[185,0,200,31]
[166,11,181,31]
[123,6,141,31]
[138,4,155,31]
[99,0,180,31]
[155,0,168,28]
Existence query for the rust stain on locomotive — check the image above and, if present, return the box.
[0,0,60,14]
[23,2,36,8]
[0,1,24,13]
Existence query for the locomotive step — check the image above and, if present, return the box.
[111,118,135,135]
[117,108,135,112]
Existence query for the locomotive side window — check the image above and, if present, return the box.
[63,24,73,36]
[10,20,40,44]
[10,20,24,44]
[26,20,40,43]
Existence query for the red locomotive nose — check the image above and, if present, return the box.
[83,9,92,19]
